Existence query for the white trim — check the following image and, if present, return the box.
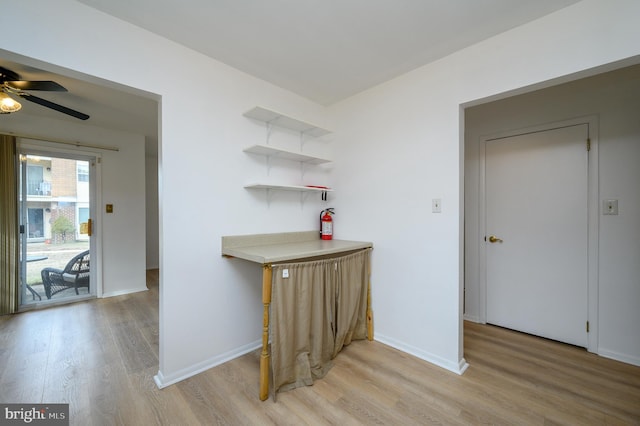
[463,314,482,323]
[586,117,600,354]
[598,348,640,367]
[375,333,469,375]
[477,116,599,353]
[477,135,487,324]
[92,157,103,298]
[153,340,262,389]
[100,287,148,298]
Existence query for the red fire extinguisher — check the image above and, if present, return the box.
[320,208,335,240]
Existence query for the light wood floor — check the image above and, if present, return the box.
[1,270,639,425]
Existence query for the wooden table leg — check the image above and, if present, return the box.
[260,264,272,401]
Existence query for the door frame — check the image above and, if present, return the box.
[478,116,599,353]
[17,139,103,304]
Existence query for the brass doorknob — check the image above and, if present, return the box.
[488,235,503,243]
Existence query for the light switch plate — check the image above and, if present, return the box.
[603,199,618,215]
[282,269,289,278]
[432,199,442,213]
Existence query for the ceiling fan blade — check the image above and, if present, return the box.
[6,80,68,92]
[18,93,89,120]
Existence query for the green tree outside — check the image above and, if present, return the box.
[51,216,75,243]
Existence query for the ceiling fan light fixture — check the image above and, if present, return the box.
[0,92,22,113]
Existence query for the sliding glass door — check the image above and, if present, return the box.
[19,149,95,306]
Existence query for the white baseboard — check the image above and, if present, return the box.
[101,287,148,298]
[463,314,483,323]
[374,333,469,375]
[153,332,475,389]
[597,348,640,367]
[154,340,262,389]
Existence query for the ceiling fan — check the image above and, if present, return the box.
[0,66,90,120]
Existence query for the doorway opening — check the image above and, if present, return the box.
[461,65,640,361]
[19,149,96,307]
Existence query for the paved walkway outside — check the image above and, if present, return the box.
[23,241,90,303]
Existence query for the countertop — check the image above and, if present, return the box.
[221,231,372,264]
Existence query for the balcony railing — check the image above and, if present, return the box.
[27,181,52,196]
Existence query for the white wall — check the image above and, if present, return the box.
[100,131,147,297]
[464,65,640,365]
[329,0,640,372]
[0,112,147,297]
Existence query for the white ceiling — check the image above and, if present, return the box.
[77,0,581,105]
[2,1,581,153]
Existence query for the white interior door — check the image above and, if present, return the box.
[485,124,589,347]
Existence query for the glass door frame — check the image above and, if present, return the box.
[18,141,100,307]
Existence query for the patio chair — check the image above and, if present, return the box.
[41,250,90,299]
